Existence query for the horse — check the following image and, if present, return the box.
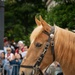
[20,16,75,75]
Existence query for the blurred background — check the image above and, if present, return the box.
[1,0,75,46]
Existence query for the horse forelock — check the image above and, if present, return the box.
[30,25,43,44]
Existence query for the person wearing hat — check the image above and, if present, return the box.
[5,47,15,61]
[15,41,25,54]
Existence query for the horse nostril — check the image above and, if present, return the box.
[21,71,25,75]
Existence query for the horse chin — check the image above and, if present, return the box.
[20,69,43,75]
[20,69,33,75]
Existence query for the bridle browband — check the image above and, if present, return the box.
[20,26,55,75]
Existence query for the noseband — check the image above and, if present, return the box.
[20,26,55,75]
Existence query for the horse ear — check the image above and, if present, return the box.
[39,16,51,32]
[35,17,41,26]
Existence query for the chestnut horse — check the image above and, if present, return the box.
[20,16,75,75]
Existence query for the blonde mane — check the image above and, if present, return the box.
[30,25,43,44]
[55,26,75,75]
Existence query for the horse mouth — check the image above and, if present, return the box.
[20,70,42,75]
[20,71,25,75]
[20,69,33,75]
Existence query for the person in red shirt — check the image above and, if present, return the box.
[15,41,25,54]
[15,41,28,60]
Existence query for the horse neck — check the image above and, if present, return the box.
[55,26,75,75]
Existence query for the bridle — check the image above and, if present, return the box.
[20,26,55,75]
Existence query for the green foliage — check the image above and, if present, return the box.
[54,0,75,4]
[4,0,75,46]
[4,0,46,45]
[45,2,75,30]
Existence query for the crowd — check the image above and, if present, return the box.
[0,37,63,75]
[0,37,28,75]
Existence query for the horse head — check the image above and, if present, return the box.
[20,16,55,75]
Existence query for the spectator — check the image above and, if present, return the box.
[4,37,10,54]
[15,53,22,64]
[1,52,5,66]
[20,45,28,58]
[4,37,15,54]
[5,47,15,61]
[0,52,7,75]
[15,41,25,54]
[11,52,23,75]
[4,47,15,75]
[15,40,27,58]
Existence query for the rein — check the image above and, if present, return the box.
[20,26,55,75]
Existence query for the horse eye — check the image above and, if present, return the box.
[35,43,42,47]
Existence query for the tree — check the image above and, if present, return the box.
[4,0,46,45]
[44,0,75,30]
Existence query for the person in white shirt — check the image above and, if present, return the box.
[5,47,15,75]
[5,47,15,61]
